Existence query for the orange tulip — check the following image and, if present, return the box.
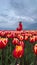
[12,45,24,58]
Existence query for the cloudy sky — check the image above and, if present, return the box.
[0,0,37,30]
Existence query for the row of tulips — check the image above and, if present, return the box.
[0,30,37,58]
[0,30,37,37]
[0,31,37,42]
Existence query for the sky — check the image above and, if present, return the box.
[0,0,37,30]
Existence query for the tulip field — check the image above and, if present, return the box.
[0,30,37,65]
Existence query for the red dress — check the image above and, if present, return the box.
[16,22,23,31]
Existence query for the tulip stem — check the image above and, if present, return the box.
[20,57,23,65]
[8,38,11,65]
[15,59,19,65]
[34,55,37,65]
[2,49,5,65]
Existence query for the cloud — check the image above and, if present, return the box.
[25,22,37,30]
[0,9,34,25]
[10,0,37,16]
[0,9,36,30]
[0,0,37,30]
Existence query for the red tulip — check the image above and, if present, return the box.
[6,33,15,38]
[17,34,24,41]
[35,36,37,41]
[0,38,8,49]
[0,31,11,37]
[12,38,19,45]
[0,31,5,37]
[18,41,25,48]
[12,45,24,58]
[21,33,25,37]
[24,35,28,41]
[34,44,37,55]
[30,36,35,43]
